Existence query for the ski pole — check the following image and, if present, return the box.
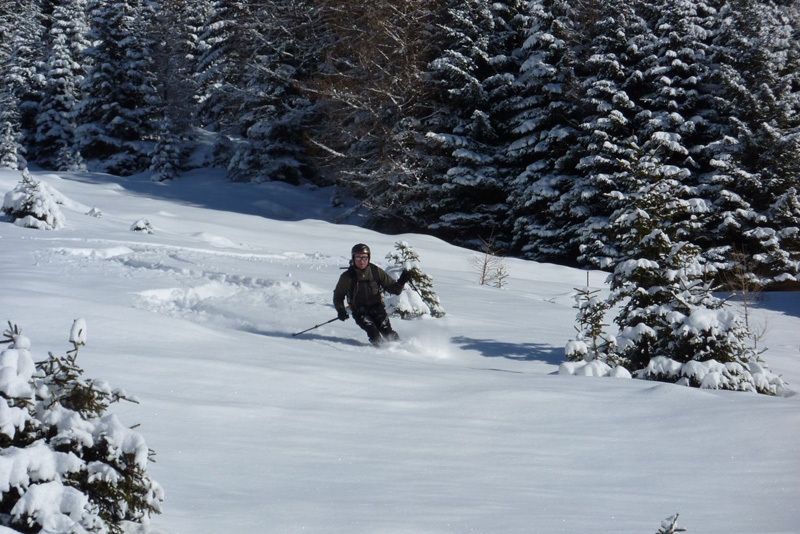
[292,317,338,337]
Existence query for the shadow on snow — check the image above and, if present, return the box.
[244,326,369,347]
[450,336,563,365]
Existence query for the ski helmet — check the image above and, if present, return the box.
[351,243,370,259]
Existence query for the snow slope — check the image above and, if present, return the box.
[1,167,799,534]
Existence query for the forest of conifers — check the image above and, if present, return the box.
[2,0,800,288]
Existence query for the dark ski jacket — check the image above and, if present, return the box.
[333,263,403,314]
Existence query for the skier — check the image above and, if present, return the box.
[334,243,409,346]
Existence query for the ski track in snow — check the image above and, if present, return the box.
[40,239,450,359]
[42,240,331,331]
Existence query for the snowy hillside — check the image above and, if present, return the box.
[1,167,799,534]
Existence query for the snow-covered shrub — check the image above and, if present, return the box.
[385,241,445,318]
[0,321,163,534]
[638,356,785,395]
[656,513,686,533]
[558,359,632,378]
[130,218,154,234]
[1,169,66,230]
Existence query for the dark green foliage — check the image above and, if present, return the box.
[2,0,800,288]
[404,0,527,249]
[0,322,163,534]
[78,0,160,173]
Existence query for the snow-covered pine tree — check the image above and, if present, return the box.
[0,0,45,168]
[565,286,614,364]
[0,96,23,170]
[604,162,714,370]
[0,321,163,534]
[183,0,216,97]
[506,0,583,261]
[33,0,89,171]
[385,241,445,318]
[589,157,785,395]
[701,0,800,288]
[225,0,314,185]
[0,6,22,170]
[2,169,66,230]
[147,0,198,142]
[77,0,160,174]
[190,0,248,135]
[0,2,45,152]
[565,0,658,265]
[760,186,800,287]
[415,0,527,249]
[150,117,182,181]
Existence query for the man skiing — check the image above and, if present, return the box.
[333,243,409,346]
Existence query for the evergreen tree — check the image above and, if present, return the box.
[226,0,314,184]
[565,286,614,364]
[191,0,257,138]
[385,241,446,318]
[0,321,164,533]
[703,0,800,287]
[576,0,719,268]
[597,160,702,369]
[182,0,217,152]
[564,0,656,264]
[506,0,606,262]
[0,0,45,169]
[145,0,206,179]
[410,0,527,249]
[507,1,674,265]
[1,169,66,230]
[0,93,23,170]
[33,0,89,171]
[77,0,160,174]
[149,0,197,137]
[579,157,785,394]
[150,117,181,181]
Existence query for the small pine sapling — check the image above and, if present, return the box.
[565,287,616,364]
[470,232,508,288]
[0,320,164,534]
[385,241,446,318]
[0,102,23,170]
[150,117,182,182]
[722,248,768,351]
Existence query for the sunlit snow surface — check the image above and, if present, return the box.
[1,167,799,534]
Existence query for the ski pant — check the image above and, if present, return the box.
[353,304,399,346]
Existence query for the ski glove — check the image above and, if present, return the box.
[337,308,349,321]
[397,269,410,285]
